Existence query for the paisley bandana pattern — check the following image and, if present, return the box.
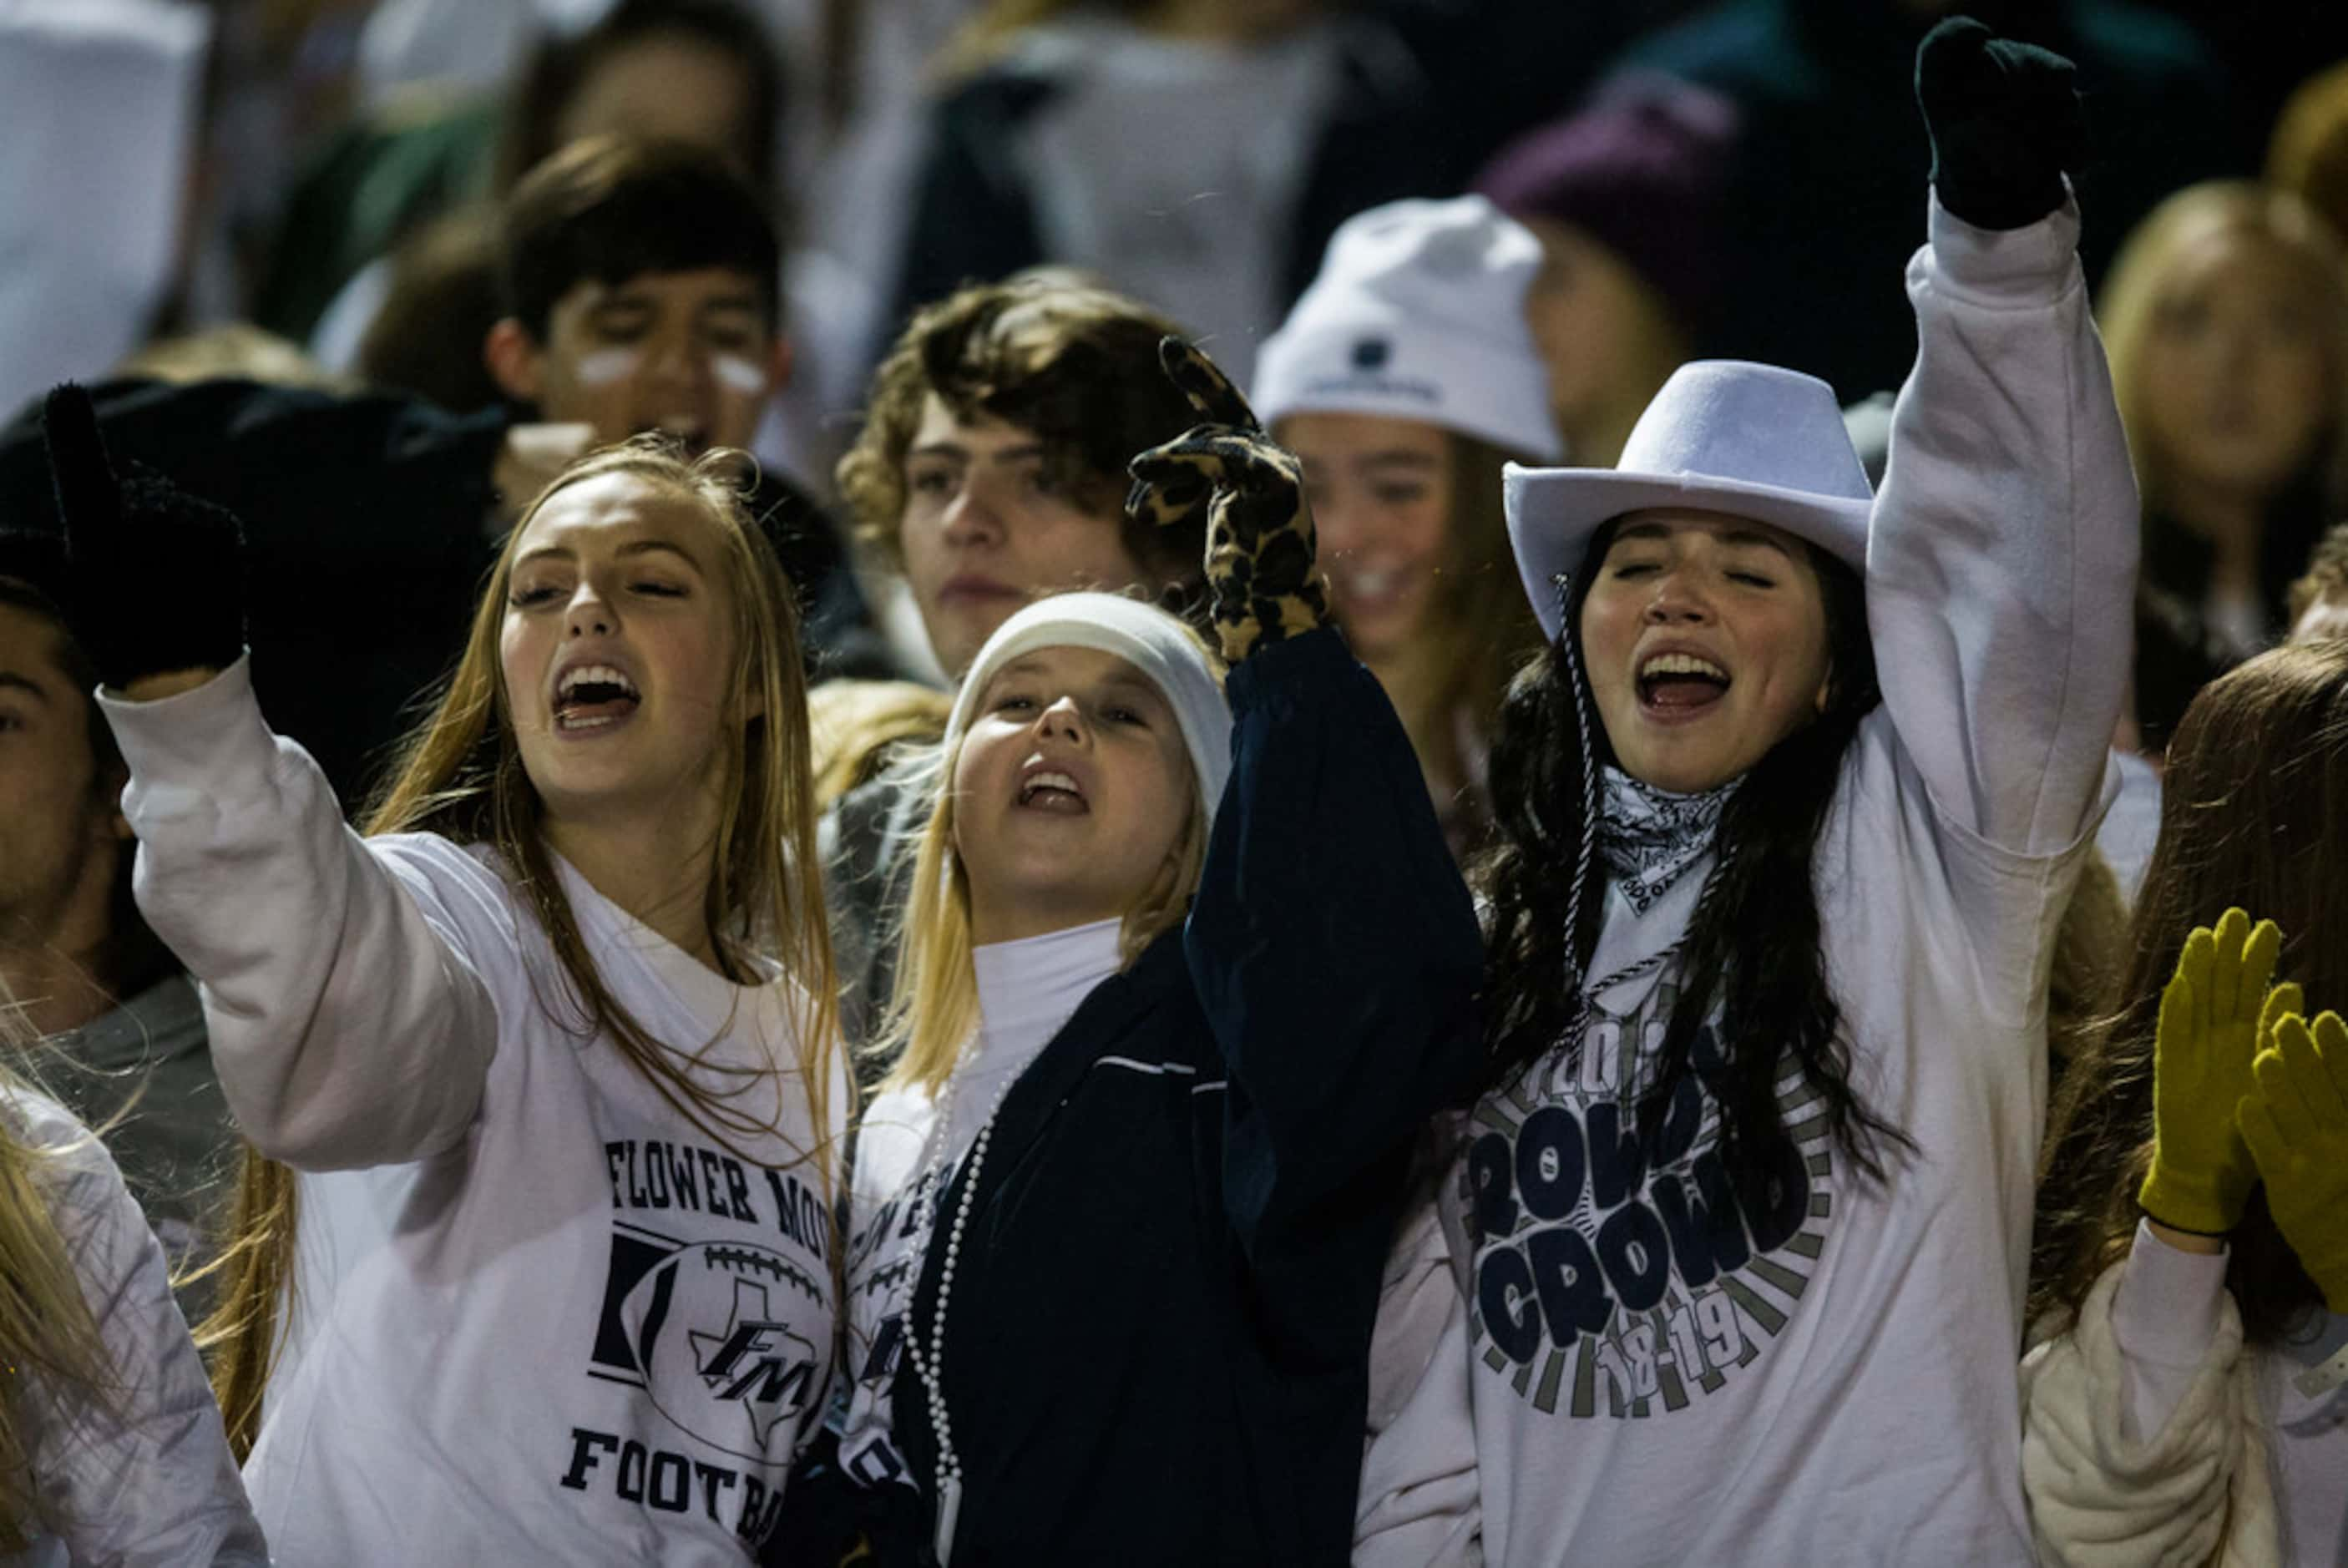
[1597,767,1736,915]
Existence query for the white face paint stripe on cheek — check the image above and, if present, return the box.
[711,353,767,397]
[574,347,643,387]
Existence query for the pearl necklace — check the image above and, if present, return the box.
[899,1057,1017,1568]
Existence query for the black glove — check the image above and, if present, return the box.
[42,384,246,690]
[1126,339,1329,663]
[1915,16,2085,232]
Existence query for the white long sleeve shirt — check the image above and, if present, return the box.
[1359,195,2137,1565]
[3,1088,266,1568]
[2022,1222,2348,1565]
[101,660,843,1565]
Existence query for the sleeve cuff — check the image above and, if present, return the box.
[1222,625,1359,721]
[1919,186,2082,304]
[97,652,280,799]
[2113,1217,2230,1368]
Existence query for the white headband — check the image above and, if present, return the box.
[944,593,1232,830]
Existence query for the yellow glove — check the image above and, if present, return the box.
[2239,1009,2348,1313]
[2137,908,2292,1235]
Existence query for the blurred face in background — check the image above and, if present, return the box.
[0,602,123,953]
[1282,411,1455,664]
[494,267,787,457]
[1520,217,1686,462]
[2137,230,2334,513]
[555,33,756,169]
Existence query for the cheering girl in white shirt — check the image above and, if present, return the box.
[41,386,843,1566]
[1352,20,2138,1564]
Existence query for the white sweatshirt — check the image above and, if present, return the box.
[2022,1222,2348,1565]
[100,660,844,1565]
[837,918,1124,1490]
[3,1087,266,1568]
[1357,195,2135,1566]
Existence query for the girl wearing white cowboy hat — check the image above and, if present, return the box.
[1333,18,2134,1565]
[812,583,1483,1565]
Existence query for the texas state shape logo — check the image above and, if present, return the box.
[589,1220,830,1463]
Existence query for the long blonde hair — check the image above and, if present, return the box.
[2098,180,2348,519]
[0,993,119,1550]
[202,441,843,1453]
[877,650,1217,1098]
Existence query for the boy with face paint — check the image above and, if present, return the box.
[0,138,877,804]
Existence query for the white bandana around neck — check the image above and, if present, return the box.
[1597,766,1738,916]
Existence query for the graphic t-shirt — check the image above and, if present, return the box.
[102,661,845,1566]
[1455,714,2076,1566]
[1464,968,1830,1424]
[839,919,1125,1493]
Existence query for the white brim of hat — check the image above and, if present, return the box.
[1505,464,1875,642]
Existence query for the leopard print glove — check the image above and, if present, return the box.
[1126,337,1331,664]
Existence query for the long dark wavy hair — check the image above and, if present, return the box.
[1474,520,1909,1202]
[2032,640,2348,1346]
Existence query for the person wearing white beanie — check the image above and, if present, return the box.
[807,402,1483,1561]
[1252,195,1565,857]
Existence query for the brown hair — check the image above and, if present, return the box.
[499,135,782,343]
[837,279,1207,590]
[201,440,842,1453]
[2289,519,2348,629]
[2033,640,2348,1345]
[1421,432,1543,839]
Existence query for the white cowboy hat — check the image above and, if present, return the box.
[1505,360,1875,641]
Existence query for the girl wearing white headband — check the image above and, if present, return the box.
[1159,21,2138,1566]
[822,510,1482,1563]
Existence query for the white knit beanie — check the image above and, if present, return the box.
[944,594,1232,827]
[1252,195,1563,462]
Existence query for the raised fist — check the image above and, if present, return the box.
[1126,339,1329,664]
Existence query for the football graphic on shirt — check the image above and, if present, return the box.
[591,1222,830,1464]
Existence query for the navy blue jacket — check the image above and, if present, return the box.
[834,629,1485,1565]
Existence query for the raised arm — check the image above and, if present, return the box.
[1869,21,2137,857]
[44,386,497,1171]
[1128,342,1485,1252]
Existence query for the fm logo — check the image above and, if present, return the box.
[591,1222,829,1462]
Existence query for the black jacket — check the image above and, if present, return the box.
[837,630,1485,1565]
[0,377,878,805]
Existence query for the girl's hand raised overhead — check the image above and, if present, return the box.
[41,382,245,696]
[1126,337,1329,665]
